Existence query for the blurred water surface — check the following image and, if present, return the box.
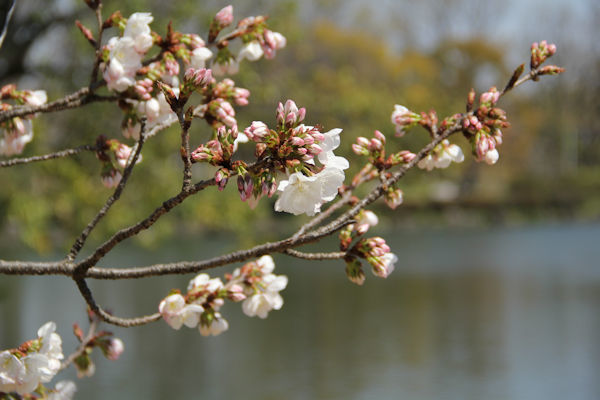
[1,223,599,399]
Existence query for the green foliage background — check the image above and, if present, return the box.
[0,0,598,254]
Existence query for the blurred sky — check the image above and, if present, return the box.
[296,0,598,71]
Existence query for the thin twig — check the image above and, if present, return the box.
[0,144,97,168]
[0,87,116,124]
[88,4,105,87]
[60,317,98,371]
[0,0,16,50]
[68,122,147,261]
[284,249,346,260]
[292,191,353,240]
[74,277,160,327]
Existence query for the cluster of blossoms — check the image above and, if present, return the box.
[337,209,399,285]
[0,86,47,156]
[460,86,508,165]
[355,237,398,279]
[159,255,287,336]
[100,12,179,135]
[0,322,73,398]
[253,101,349,215]
[209,6,286,75]
[352,129,417,168]
[92,6,288,190]
[102,13,153,92]
[191,99,349,216]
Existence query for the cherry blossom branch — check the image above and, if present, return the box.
[0,86,117,124]
[0,144,98,167]
[0,122,458,284]
[311,124,460,237]
[68,122,147,261]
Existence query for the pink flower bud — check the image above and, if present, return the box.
[244,121,269,141]
[227,284,246,301]
[165,56,180,76]
[308,144,322,155]
[284,99,298,114]
[191,149,211,162]
[234,87,250,106]
[188,34,205,49]
[398,150,416,163]
[357,137,370,147]
[276,102,285,124]
[215,5,233,27]
[352,143,367,155]
[290,137,305,146]
[302,135,314,145]
[215,169,229,191]
[374,130,386,143]
[297,107,306,122]
[285,112,297,126]
[185,67,212,87]
[311,132,325,142]
[369,138,383,151]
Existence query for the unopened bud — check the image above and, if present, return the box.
[76,20,97,47]
[215,5,233,27]
[374,130,386,143]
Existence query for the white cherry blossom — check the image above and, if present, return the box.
[317,128,349,170]
[238,41,264,62]
[123,12,153,54]
[275,166,345,216]
[158,294,204,330]
[242,274,288,319]
[48,380,77,400]
[190,47,213,69]
[199,313,229,336]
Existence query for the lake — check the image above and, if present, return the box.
[1,223,599,399]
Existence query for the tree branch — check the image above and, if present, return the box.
[283,249,346,260]
[0,86,116,124]
[0,144,97,168]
